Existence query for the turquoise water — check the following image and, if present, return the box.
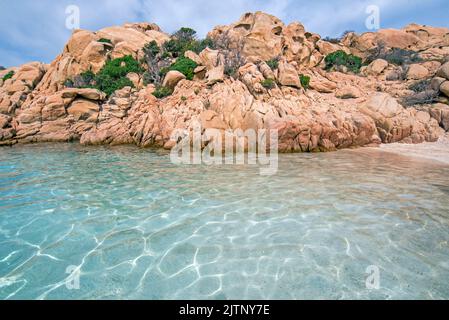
[0,144,448,300]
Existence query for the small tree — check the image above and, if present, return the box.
[142,41,171,86]
[214,31,246,78]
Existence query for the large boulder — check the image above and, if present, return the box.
[67,99,100,122]
[60,88,106,100]
[366,59,389,75]
[162,71,186,90]
[199,48,221,70]
[206,66,225,86]
[406,64,429,80]
[277,61,300,88]
[429,103,449,131]
[360,93,413,143]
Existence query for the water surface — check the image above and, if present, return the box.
[0,144,448,299]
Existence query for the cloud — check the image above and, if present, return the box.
[0,0,448,67]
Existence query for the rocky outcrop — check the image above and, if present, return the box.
[1,12,449,151]
[208,12,323,67]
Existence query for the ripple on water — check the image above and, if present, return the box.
[0,144,449,299]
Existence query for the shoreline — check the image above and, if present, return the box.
[3,135,449,166]
[376,133,449,165]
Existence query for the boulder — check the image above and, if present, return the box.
[126,72,140,88]
[60,88,106,101]
[67,99,100,122]
[277,61,300,88]
[336,86,361,99]
[199,48,221,70]
[206,66,225,86]
[366,59,389,75]
[184,51,203,65]
[429,103,449,131]
[359,93,415,143]
[193,66,207,80]
[431,77,446,91]
[440,81,449,97]
[309,77,337,93]
[436,62,449,80]
[162,71,186,90]
[406,64,429,80]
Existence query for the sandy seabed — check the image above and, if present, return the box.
[378,133,449,166]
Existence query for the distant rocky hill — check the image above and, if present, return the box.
[1,11,449,151]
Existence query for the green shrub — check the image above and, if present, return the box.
[152,86,173,99]
[144,41,160,57]
[261,78,276,89]
[163,27,215,57]
[98,55,142,79]
[181,96,187,101]
[2,71,14,81]
[93,55,142,96]
[300,74,310,90]
[168,57,198,80]
[325,50,362,73]
[266,58,279,70]
[65,55,142,96]
[98,38,112,44]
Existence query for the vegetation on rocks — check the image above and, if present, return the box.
[402,79,438,106]
[402,90,438,106]
[163,27,215,57]
[2,71,14,81]
[152,86,173,99]
[325,50,362,73]
[266,58,280,70]
[214,34,246,78]
[409,79,432,93]
[98,38,112,44]
[365,43,422,66]
[261,78,276,89]
[300,74,311,90]
[168,57,198,80]
[323,30,354,44]
[65,55,142,96]
[142,41,172,86]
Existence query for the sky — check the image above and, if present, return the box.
[0,0,448,67]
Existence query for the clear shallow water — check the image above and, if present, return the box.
[0,144,448,300]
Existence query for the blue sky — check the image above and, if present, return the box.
[0,0,448,67]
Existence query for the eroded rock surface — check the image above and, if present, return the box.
[1,12,449,151]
